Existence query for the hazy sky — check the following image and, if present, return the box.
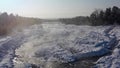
[0,0,120,18]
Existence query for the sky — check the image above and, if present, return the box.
[0,0,120,19]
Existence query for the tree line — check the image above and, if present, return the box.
[0,12,16,35]
[59,16,90,25]
[60,6,120,26]
[90,6,120,25]
[0,12,42,35]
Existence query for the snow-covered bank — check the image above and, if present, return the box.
[0,34,27,68]
[94,26,120,68]
[0,22,120,68]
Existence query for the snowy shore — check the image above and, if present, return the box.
[0,22,120,68]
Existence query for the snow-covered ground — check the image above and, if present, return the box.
[0,22,120,68]
[94,26,120,68]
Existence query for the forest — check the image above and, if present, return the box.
[0,13,42,35]
[60,6,120,26]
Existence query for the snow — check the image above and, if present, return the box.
[0,33,28,68]
[94,26,120,68]
[0,22,120,68]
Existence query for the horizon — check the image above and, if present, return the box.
[0,0,120,19]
